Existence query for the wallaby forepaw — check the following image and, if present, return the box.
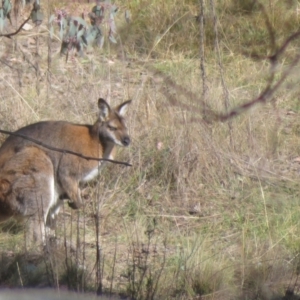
[68,201,80,209]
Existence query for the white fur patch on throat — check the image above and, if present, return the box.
[83,166,101,182]
[83,154,114,182]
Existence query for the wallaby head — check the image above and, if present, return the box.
[96,98,131,148]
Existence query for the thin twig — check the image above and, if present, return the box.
[199,0,207,101]
[16,262,24,287]
[210,0,233,145]
[0,128,132,167]
[0,14,31,39]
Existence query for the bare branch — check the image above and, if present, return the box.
[0,14,31,39]
[0,129,132,167]
[148,18,300,124]
[213,52,300,122]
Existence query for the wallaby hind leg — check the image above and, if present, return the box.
[0,147,55,246]
[25,168,56,245]
[25,215,46,247]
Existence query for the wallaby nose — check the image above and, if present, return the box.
[122,136,130,146]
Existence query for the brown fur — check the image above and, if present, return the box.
[0,146,54,242]
[0,98,131,243]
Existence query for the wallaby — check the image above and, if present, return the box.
[0,98,131,242]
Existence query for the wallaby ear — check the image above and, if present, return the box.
[116,100,131,117]
[98,98,111,121]
[0,179,11,196]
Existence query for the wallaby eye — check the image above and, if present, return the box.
[108,125,117,131]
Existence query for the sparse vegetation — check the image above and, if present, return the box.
[0,0,300,299]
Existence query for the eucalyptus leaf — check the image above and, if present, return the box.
[53,0,120,55]
[60,39,69,55]
[49,25,54,38]
[125,10,131,23]
[92,5,103,17]
[72,16,88,32]
[109,12,115,21]
[35,10,44,25]
[3,0,12,17]
[69,21,77,37]
[85,25,101,46]
[62,18,68,32]
[53,12,68,40]
[77,27,85,39]
[81,34,88,46]
[48,14,55,24]
[108,34,117,44]
[98,35,104,48]
[109,14,117,33]
[110,4,118,15]
[77,42,84,57]
[30,11,37,22]
[85,27,97,44]
[59,22,64,39]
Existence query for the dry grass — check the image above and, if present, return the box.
[0,0,300,299]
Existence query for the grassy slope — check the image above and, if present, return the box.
[0,0,300,299]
